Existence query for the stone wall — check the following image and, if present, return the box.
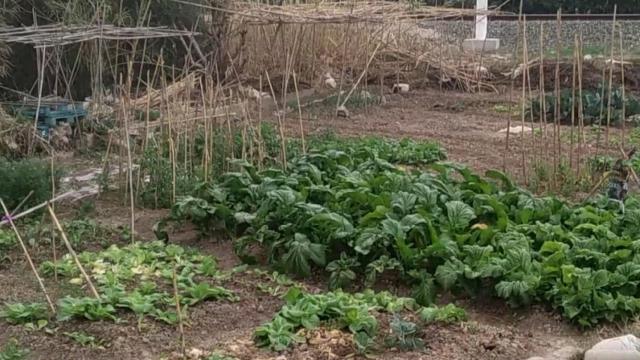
[421,20,640,55]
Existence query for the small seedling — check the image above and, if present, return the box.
[63,331,107,349]
[388,314,424,351]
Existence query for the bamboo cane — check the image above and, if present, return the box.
[619,28,627,149]
[553,9,562,191]
[172,266,186,358]
[570,35,577,171]
[293,71,306,154]
[0,199,56,313]
[577,32,585,177]
[520,16,528,183]
[605,5,618,146]
[47,205,100,299]
[539,23,548,163]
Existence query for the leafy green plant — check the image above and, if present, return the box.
[282,233,327,277]
[419,304,467,324]
[206,353,238,360]
[0,229,15,263]
[57,297,117,322]
[0,157,62,211]
[63,331,106,349]
[388,314,424,350]
[166,135,640,327]
[0,302,48,325]
[182,283,237,306]
[326,253,359,290]
[42,241,235,327]
[527,86,640,126]
[255,288,418,352]
[0,340,28,360]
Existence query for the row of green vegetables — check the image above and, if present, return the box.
[164,137,640,327]
[1,241,235,328]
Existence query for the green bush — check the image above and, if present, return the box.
[0,157,61,211]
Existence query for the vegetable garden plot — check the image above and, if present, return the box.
[1,241,236,329]
[165,136,640,327]
[254,287,466,353]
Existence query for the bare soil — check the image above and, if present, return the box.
[1,89,633,360]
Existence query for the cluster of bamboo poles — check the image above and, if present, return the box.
[504,7,630,192]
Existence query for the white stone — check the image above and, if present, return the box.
[584,335,640,360]
[498,126,532,134]
[336,106,350,118]
[550,346,583,360]
[584,54,594,61]
[392,83,410,93]
[463,38,501,52]
[324,73,337,89]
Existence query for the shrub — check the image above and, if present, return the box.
[0,157,61,211]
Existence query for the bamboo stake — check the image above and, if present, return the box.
[522,30,535,170]
[50,151,58,283]
[121,85,136,243]
[199,78,210,182]
[539,23,548,163]
[0,192,73,228]
[48,205,100,299]
[605,5,617,146]
[553,9,561,191]
[265,70,287,169]
[11,192,34,216]
[570,35,577,171]
[30,47,47,154]
[619,27,627,149]
[0,199,56,313]
[503,0,524,173]
[340,42,382,107]
[335,14,353,113]
[99,132,114,196]
[292,71,306,154]
[577,32,585,177]
[596,66,607,156]
[172,266,186,358]
[135,70,152,200]
[520,16,528,183]
[257,75,265,168]
[169,137,177,204]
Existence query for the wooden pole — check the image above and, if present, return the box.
[553,9,562,191]
[520,16,528,183]
[539,23,548,163]
[0,199,56,313]
[172,266,186,358]
[605,5,617,146]
[292,71,306,154]
[570,35,577,171]
[619,28,627,150]
[47,205,100,299]
[0,192,73,227]
[121,87,136,243]
[577,32,585,177]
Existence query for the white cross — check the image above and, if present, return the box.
[475,0,488,41]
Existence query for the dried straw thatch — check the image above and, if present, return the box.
[0,24,197,48]
[176,0,486,24]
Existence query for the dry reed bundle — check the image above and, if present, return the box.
[177,0,484,25]
[131,72,199,109]
[229,20,495,92]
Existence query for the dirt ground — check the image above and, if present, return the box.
[0,89,634,360]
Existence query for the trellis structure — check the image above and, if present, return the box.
[0,24,197,48]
